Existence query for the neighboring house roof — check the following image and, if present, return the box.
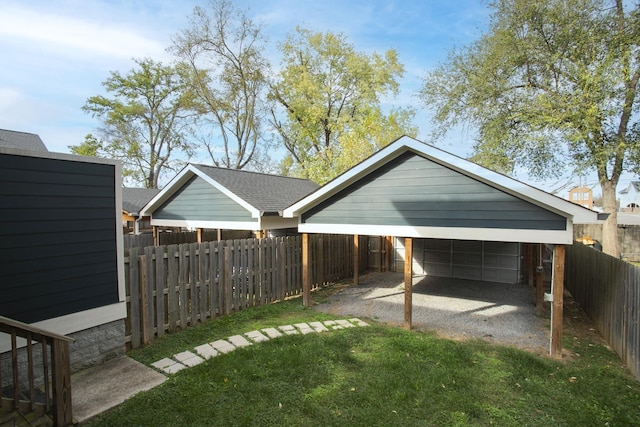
[0,129,48,152]
[284,135,602,245]
[619,181,640,195]
[122,188,161,215]
[190,164,319,214]
[140,164,319,230]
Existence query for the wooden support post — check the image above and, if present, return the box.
[385,236,393,272]
[550,244,565,359]
[217,228,222,241]
[528,243,535,286]
[378,236,384,272]
[196,228,203,243]
[51,340,73,427]
[353,234,359,286]
[536,243,544,311]
[302,233,311,307]
[153,226,159,247]
[404,237,413,330]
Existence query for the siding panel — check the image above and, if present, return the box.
[303,152,566,230]
[154,175,253,221]
[0,153,119,323]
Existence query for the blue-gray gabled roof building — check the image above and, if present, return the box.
[140,164,319,233]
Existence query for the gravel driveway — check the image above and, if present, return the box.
[315,272,550,354]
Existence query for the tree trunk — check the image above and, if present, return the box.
[600,180,620,258]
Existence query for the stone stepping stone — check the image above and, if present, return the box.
[349,318,369,327]
[278,325,299,335]
[323,320,344,330]
[210,339,236,354]
[336,319,356,328]
[309,321,329,333]
[245,330,270,343]
[294,323,314,334]
[262,327,283,339]
[228,335,252,348]
[151,357,186,374]
[194,343,219,360]
[174,351,204,367]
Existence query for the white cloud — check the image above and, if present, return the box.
[0,3,168,63]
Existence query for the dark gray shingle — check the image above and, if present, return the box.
[0,129,48,152]
[122,188,161,214]
[192,165,319,213]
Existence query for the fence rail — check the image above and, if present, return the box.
[0,316,74,426]
[124,234,364,348]
[565,243,640,380]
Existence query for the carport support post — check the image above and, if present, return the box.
[404,237,413,330]
[196,228,203,243]
[536,243,544,311]
[302,233,311,307]
[550,244,565,359]
[353,234,359,286]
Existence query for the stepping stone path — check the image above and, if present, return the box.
[151,318,369,374]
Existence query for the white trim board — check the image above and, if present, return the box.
[297,222,575,245]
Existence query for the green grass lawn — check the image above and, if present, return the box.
[87,296,640,427]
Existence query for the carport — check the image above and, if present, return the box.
[283,136,602,358]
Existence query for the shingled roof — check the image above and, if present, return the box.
[191,164,320,214]
[122,188,161,214]
[0,129,48,152]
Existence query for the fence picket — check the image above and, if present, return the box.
[178,244,188,329]
[128,248,141,348]
[167,244,179,332]
[124,235,357,348]
[566,243,640,380]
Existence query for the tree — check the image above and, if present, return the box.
[76,58,197,188]
[170,0,271,170]
[270,27,416,184]
[420,0,640,257]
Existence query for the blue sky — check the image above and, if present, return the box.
[0,1,487,153]
[0,0,626,193]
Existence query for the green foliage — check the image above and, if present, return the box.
[420,0,640,256]
[171,0,272,170]
[75,58,197,188]
[88,299,640,427]
[270,27,416,184]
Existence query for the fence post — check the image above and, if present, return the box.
[139,254,150,344]
[302,233,311,307]
[279,239,286,301]
[223,245,231,315]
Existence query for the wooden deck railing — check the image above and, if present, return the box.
[0,316,74,426]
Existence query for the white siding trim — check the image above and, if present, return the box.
[150,218,259,230]
[297,222,574,244]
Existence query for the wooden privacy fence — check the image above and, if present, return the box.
[124,234,360,348]
[565,243,640,380]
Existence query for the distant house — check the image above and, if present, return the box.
[619,181,640,212]
[0,129,48,152]
[140,164,319,241]
[122,188,161,234]
[568,186,593,209]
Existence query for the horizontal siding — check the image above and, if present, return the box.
[0,153,119,323]
[154,175,253,221]
[304,152,566,231]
